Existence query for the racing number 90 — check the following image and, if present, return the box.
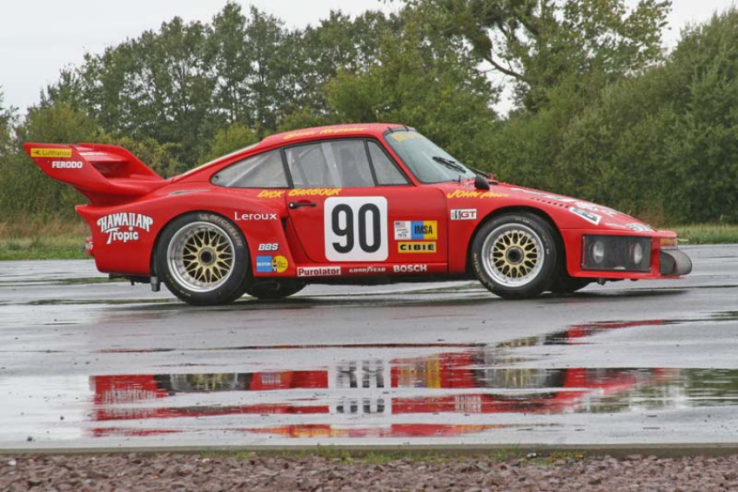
[324,197,388,261]
[331,204,381,254]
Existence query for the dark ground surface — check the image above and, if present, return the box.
[2,452,738,491]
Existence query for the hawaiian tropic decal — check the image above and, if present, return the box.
[97,213,154,244]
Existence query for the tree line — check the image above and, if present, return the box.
[0,0,737,225]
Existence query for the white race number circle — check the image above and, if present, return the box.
[324,197,388,261]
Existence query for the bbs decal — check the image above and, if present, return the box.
[324,197,388,261]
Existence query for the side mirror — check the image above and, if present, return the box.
[474,174,490,190]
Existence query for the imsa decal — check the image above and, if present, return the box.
[394,221,437,240]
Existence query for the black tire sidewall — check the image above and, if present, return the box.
[471,213,559,299]
[156,212,249,305]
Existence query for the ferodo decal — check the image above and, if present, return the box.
[51,161,83,169]
[233,212,277,221]
[288,188,341,197]
[569,207,601,226]
[324,197,388,261]
[446,190,507,199]
[297,266,341,277]
[450,209,477,220]
[256,255,289,273]
[97,213,153,244]
[257,190,285,199]
[394,221,437,240]
[398,242,437,253]
[393,264,428,273]
[30,148,72,158]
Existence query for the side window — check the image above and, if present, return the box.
[367,141,409,185]
[286,140,375,188]
[211,150,288,188]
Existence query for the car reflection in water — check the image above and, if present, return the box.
[89,320,680,439]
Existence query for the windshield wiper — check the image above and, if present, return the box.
[432,156,467,174]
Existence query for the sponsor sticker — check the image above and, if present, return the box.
[393,264,428,273]
[297,266,341,277]
[394,221,437,240]
[450,209,477,221]
[30,148,72,158]
[288,188,341,197]
[257,190,285,199]
[51,161,83,169]
[97,212,153,244]
[570,207,602,226]
[258,243,279,251]
[398,242,437,253]
[446,190,507,199]
[233,212,278,221]
[625,223,652,232]
[283,127,367,140]
[255,255,289,273]
[348,266,386,274]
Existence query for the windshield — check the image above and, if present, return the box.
[384,130,476,184]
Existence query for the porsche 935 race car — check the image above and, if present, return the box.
[25,124,692,305]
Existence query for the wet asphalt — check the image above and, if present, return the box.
[1,244,738,451]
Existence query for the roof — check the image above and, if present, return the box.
[259,123,406,148]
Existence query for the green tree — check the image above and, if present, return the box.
[201,122,258,162]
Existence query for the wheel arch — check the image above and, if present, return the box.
[465,205,566,275]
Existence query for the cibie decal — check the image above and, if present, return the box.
[256,255,289,273]
[398,242,437,253]
[394,221,437,241]
[297,266,341,277]
[288,188,341,197]
[234,212,277,221]
[51,161,83,169]
[450,209,477,221]
[446,190,507,199]
[257,190,285,199]
[97,213,153,244]
[30,148,72,158]
[569,207,601,226]
[393,264,428,273]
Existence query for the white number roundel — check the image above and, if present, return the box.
[324,197,388,261]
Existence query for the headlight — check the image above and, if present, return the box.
[583,235,651,272]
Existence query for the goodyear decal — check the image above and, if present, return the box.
[446,190,507,199]
[398,241,437,253]
[31,148,73,158]
[255,255,289,273]
[288,188,341,197]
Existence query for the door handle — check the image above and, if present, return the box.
[289,201,317,209]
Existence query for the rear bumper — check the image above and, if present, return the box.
[660,249,692,276]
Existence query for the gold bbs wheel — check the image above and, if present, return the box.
[167,221,235,293]
[482,223,545,287]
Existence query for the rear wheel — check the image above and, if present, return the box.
[471,213,559,299]
[156,212,249,305]
[244,280,306,300]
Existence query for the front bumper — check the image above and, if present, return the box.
[660,249,692,276]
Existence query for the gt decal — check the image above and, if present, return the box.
[297,266,341,277]
[324,197,388,261]
[258,243,279,251]
[451,209,477,220]
[570,207,602,226]
[257,190,285,199]
[446,190,507,199]
[30,148,72,158]
[288,188,341,197]
[398,242,437,253]
[255,255,288,273]
[51,161,83,169]
[394,221,437,240]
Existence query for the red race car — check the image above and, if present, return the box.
[25,124,692,305]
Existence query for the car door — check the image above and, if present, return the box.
[285,138,447,271]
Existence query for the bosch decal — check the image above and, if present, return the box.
[393,264,428,273]
[97,213,153,244]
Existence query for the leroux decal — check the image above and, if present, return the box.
[234,212,278,221]
[97,213,154,244]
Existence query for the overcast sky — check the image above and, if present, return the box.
[0,0,734,113]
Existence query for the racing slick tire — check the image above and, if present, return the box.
[472,212,559,300]
[244,280,306,300]
[156,212,250,306]
[549,276,592,294]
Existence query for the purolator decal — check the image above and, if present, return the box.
[446,190,507,199]
[297,266,342,277]
[97,213,154,244]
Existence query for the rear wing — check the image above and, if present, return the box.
[23,142,167,206]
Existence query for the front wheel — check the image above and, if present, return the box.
[471,213,559,299]
[156,212,249,306]
[244,280,306,300]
